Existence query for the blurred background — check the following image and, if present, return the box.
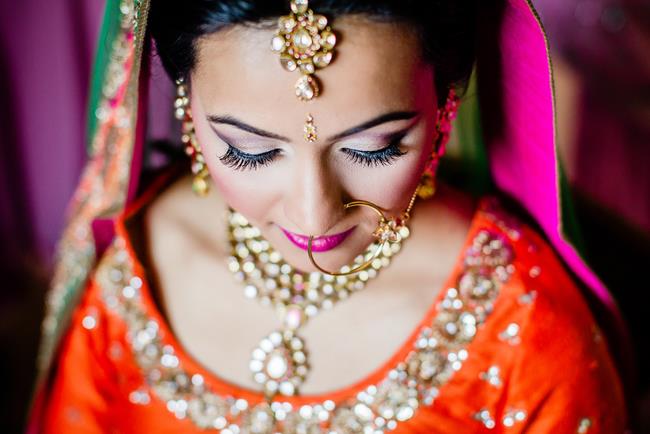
[1,0,648,432]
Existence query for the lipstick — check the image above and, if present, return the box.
[280,226,355,252]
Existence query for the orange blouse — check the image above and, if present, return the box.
[40,182,628,433]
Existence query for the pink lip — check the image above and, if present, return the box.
[280,226,356,252]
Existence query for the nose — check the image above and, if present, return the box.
[283,154,346,236]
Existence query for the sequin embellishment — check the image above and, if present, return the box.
[479,365,502,388]
[98,228,513,432]
[577,417,592,433]
[502,408,527,427]
[473,408,496,429]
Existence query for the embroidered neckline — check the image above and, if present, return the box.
[97,199,516,432]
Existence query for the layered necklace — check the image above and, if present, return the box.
[225,209,410,398]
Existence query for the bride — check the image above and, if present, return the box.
[29,0,629,432]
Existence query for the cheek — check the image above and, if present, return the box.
[342,155,422,212]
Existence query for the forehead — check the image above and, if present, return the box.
[191,16,433,126]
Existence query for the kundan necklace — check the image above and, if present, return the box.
[225,209,410,398]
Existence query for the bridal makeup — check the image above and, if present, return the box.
[279,225,355,252]
[190,18,438,272]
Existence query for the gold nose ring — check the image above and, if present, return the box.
[307,187,418,276]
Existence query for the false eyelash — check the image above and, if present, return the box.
[219,134,407,171]
[341,136,407,167]
[218,144,281,171]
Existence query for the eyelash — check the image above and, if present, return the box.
[341,135,407,167]
[219,145,280,171]
[218,135,407,171]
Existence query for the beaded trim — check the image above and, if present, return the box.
[38,0,146,377]
[98,227,513,432]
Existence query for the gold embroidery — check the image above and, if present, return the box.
[98,227,514,432]
[39,0,141,377]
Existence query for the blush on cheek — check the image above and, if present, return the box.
[374,176,419,213]
[342,156,423,216]
[202,155,279,227]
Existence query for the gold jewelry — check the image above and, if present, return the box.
[106,227,514,431]
[433,89,460,157]
[271,0,337,101]
[307,187,418,276]
[304,113,317,142]
[417,149,440,200]
[417,168,437,200]
[417,89,461,200]
[175,78,209,196]
[226,207,407,398]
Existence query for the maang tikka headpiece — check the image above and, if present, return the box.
[271,0,337,101]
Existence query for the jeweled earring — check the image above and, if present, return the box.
[174,78,210,196]
[417,89,460,200]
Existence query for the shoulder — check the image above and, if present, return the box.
[477,195,619,371]
[475,195,604,337]
[476,195,628,431]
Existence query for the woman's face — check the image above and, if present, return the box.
[190,16,438,272]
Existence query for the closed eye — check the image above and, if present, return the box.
[341,132,407,167]
[219,144,281,171]
[217,132,408,171]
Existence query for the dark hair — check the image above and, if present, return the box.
[149,0,477,103]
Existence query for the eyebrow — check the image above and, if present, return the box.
[206,115,289,141]
[206,111,419,143]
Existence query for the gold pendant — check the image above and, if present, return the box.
[250,330,309,398]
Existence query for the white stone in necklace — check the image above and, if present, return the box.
[226,209,408,398]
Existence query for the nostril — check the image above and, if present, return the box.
[282,195,347,239]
